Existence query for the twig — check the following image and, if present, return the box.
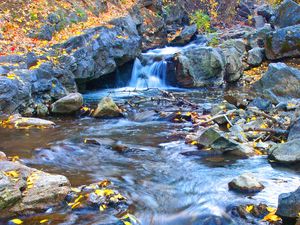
[244,127,288,135]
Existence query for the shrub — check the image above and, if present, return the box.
[190,10,211,33]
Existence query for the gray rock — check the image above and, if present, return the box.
[175,46,225,87]
[36,103,49,117]
[268,138,300,163]
[222,46,244,82]
[273,0,300,28]
[277,186,300,218]
[288,118,300,141]
[92,97,122,118]
[247,47,264,66]
[37,24,55,41]
[252,63,300,103]
[257,4,275,22]
[253,15,266,29]
[248,97,272,111]
[171,24,197,46]
[51,93,83,114]
[229,173,264,193]
[0,160,71,218]
[211,102,237,124]
[265,24,300,60]
[196,128,253,156]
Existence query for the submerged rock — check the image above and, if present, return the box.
[3,114,55,129]
[265,24,300,60]
[268,138,300,163]
[277,186,300,218]
[92,97,122,118]
[228,173,264,193]
[0,160,71,218]
[51,93,83,114]
[252,63,300,103]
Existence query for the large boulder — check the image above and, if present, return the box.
[252,63,300,103]
[0,160,71,218]
[175,46,225,87]
[228,173,264,193]
[265,24,300,60]
[268,138,300,163]
[51,93,83,114]
[92,97,122,118]
[273,0,300,28]
[276,187,300,219]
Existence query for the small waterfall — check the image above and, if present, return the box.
[129,58,168,88]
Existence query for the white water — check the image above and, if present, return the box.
[129,46,184,89]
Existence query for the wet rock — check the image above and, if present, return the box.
[51,93,83,114]
[112,141,129,152]
[170,24,197,46]
[265,24,300,60]
[0,152,7,161]
[84,137,115,146]
[196,128,253,156]
[273,0,300,28]
[277,186,300,218]
[175,46,224,87]
[247,47,264,66]
[228,173,264,193]
[288,118,300,141]
[4,114,55,129]
[0,160,70,218]
[92,97,122,118]
[252,63,300,103]
[268,138,300,163]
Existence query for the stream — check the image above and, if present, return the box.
[0,45,300,225]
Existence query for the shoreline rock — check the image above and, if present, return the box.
[228,173,265,193]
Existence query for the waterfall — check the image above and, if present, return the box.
[129,58,168,88]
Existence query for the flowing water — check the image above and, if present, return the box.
[0,46,300,225]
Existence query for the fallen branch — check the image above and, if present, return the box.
[244,127,288,135]
[194,109,237,126]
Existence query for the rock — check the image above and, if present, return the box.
[211,101,237,124]
[92,97,122,118]
[273,0,300,28]
[265,24,300,60]
[51,93,83,114]
[253,15,266,29]
[288,118,300,141]
[247,47,264,66]
[221,39,246,82]
[246,24,273,49]
[257,4,275,23]
[37,24,55,41]
[0,160,71,218]
[175,46,225,87]
[252,63,300,103]
[276,187,300,218]
[228,173,264,193]
[268,139,300,163]
[36,103,49,117]
[5,114,55,129]
[0,152,7,161]
[248,97,272,111]
[170,24,197,46]
[196,128,253,156]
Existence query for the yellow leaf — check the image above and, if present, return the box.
[191,141,198,145]
[95,189,104,196]
[186,112,191,116]
[74,195,83,203]
[5,170,19,178]
[123,222,132,225]
[103,189,114,196]
[71,202,81,209]
[226,123,231,129]
[266,207,276,212]
[245,205,253,213]
[40,219,49,223]
[99,204,107,211]
[10,219,23,224]
[263,212,281,222]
